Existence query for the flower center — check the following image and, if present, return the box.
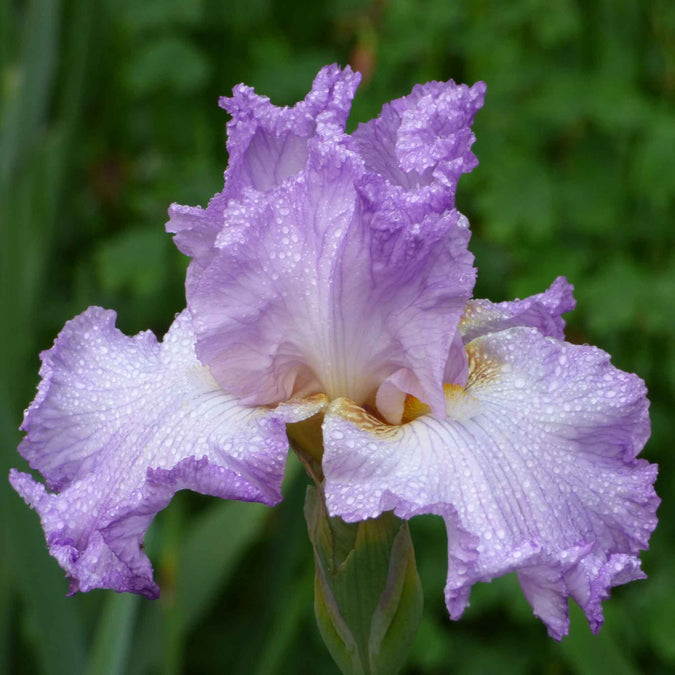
[402,383,476,423]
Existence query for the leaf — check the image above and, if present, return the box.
[85,594,140,675]
[124,36,211,96]
[95,226,169,296]
[555,604,640,675]
[6,488,88,675]
[176,499,270,633]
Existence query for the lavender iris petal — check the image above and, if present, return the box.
[10,309,323,596]
[322,316,658,640]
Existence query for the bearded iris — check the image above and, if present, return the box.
[10,65,658,641]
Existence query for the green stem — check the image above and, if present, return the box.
[304,486,423,675]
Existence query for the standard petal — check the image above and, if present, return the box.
[322,327,657,638]
[460,276,576,343]
[170,67,481,421]
[10,308,324,597]
[352,79,486,194]
[166,65,361,259]
[186,136,475,419]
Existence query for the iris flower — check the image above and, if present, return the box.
[10,65,658,640]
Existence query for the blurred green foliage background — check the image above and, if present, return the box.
[2,0,674,673]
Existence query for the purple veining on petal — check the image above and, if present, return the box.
[219,63,361,196]
[10,308,324,596]
[460,276,576,343]
[185,131,475,419]
[166,65,361,261]
[322,326,658,638]
[173,66,484,420]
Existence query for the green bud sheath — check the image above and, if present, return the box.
[304,486,423,675]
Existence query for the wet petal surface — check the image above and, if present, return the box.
[175,66,484,419]
[10,308,323,596]
[460,276,576,343]
[322,327,657,638]
[166,65,361,260]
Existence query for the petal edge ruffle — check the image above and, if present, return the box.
[11,308,324,596]
[322,327,657,637]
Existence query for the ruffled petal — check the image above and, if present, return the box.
[352,80,486,195]
[10,308,324,597]
[322,327,658,638]
[186,134,475,419]
[169,68,483,421]
[460,276,576,343]
[166,65,361,259]
[165,202,223,262]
